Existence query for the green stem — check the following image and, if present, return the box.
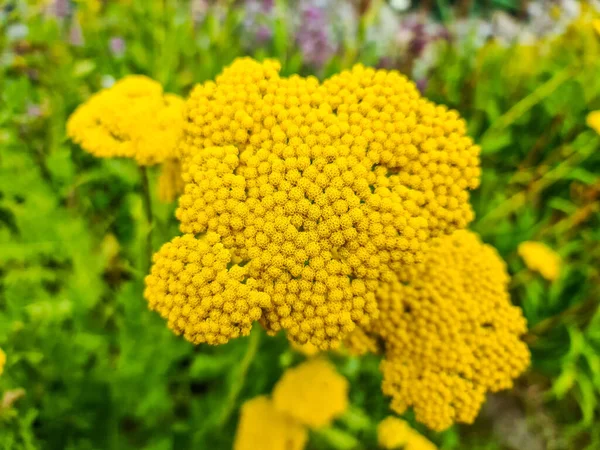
[139,166,153,273]
[314,427,361,450]
[217,328,261,427]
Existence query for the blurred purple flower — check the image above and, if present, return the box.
[109,37,126,57]
[46,0,71,19]
[190,0,209,24]
[243,0,275,46]
[27,104,42,118]
[296,2,337,67]
[256,26,272,43]
[69,17,84,47]
[416,78,427,93]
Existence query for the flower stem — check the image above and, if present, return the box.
[139,165,153,273]
[217,328,261,427]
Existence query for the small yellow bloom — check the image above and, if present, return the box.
[587,110,600,135]
[378,417,437,450]
[272,359,349,429]
[234,396,307,450]
[518,241,561,281]
[0,348,6,376]
[593,20,600,36]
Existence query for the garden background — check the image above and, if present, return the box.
[1,0,599,449]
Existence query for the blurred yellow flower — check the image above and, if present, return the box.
[594,20,600,36]
[67,75,185,166]
[518,241,561,281]
[0,348,6,376]
[272,359,349,429]
[234,396,307,450]
[587,111,600,135]
[378,417,437,450]
[158,159,185,203]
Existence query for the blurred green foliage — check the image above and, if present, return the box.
[1,1,599,449]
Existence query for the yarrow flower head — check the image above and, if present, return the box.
[67,75,185,166]
[160,57,481,349]
[377,416,437,450]
[518,241,561,281]
[376,230,530,431]
[272,358,349,429]
[234,396,307,450]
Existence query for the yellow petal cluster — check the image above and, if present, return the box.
[67,75,185,166]
[144,233,271,345]
[0,348,5,376]
[234,396,307,450]
[377,417,437,450]
[586,110,600,135]
[158,158,185,203]
[272,358,349,429]
[343,327,380,356]
[377,231,530,431]
[518,241,561,281]
[170,57,480,349]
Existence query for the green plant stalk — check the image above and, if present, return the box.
[314,427,361,450]
[216,328,261,427]
[139,165,153,273]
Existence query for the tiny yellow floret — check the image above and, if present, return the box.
[67,75,185,166]
[234,396,307,450]
[377,417,437,450]
[377,231,530,431]
[272,358,349,429]
[518,241,561,281]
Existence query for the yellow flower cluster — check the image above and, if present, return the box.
[377,231,530,431]
[272,358,349,429]
[144,233,271,345]
[518,241,561,281]
[163,57,480,349]
[67,75,185,166]
[0,348,5,376]
[158,158,185,203]
[586,110,600,135]
[235,358,349,449]
[234,396,307,450]
[377,417,437,450]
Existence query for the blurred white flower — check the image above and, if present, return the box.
[101,75,116,88]
[390,0,411,12]
[7,24,29,41]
